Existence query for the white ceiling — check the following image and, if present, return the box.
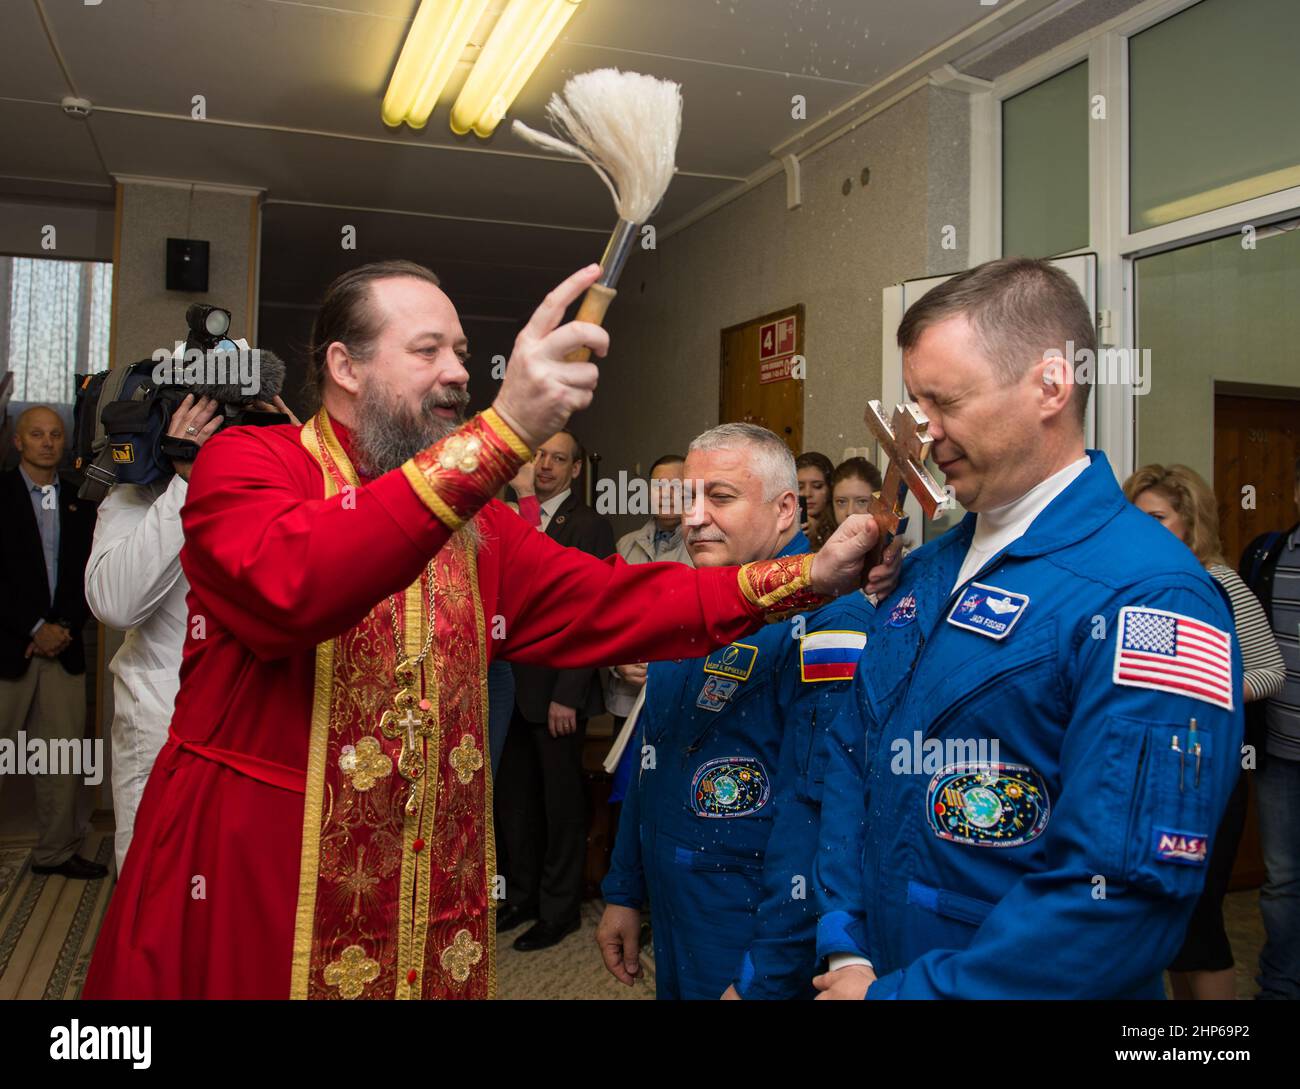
[0,0,1055,315]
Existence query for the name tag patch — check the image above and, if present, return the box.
[703,642,758,681]
[695,676,739,712]
[691,757,770,818]
[947,582,1030,640]
[1153,827,1209,866]
[800,630,867,682]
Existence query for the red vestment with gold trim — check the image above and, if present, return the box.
[84,409,822,998]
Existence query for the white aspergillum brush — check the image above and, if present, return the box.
[513,68,682,361]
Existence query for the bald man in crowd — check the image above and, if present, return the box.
[0,406,104,879]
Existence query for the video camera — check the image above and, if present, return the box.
[73,304,290,501]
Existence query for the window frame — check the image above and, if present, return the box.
[972,0,1300,482]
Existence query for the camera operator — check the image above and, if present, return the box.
[86,391,297,875]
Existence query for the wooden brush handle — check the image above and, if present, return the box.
[563,284,618,362]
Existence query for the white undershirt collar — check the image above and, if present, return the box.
[952,455,1090,592]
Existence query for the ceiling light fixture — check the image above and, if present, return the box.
[450,0,583,138]
[382,0,491,130]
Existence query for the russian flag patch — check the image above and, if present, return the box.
[800,630,867,683]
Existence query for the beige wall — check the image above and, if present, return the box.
[580,85,972,536]
[112,180,259,367]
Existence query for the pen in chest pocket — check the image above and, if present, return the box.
[1171,719,1204,794]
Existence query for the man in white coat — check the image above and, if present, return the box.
[85,393,295,873]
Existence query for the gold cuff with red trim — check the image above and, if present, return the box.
[737,553,830,621]
[402,408,529,530]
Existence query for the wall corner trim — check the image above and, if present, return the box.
[929,64,995,94]
[781,155,802,211]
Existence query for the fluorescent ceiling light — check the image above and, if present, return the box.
[450,0,582,138]
[382,0,490,130]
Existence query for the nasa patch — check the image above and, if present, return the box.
[695,675,739,712]
[887,592,918,629]
[1153,827,1209,866]
[946,582,1029,640]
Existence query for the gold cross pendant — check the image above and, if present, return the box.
[380,689,435,785]
[380,659,437,814]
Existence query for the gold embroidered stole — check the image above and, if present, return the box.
[290,410,494,999]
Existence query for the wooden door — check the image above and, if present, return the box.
[719,304,804,454]
[1215,393,1300,569]
[1214,389,1300,890]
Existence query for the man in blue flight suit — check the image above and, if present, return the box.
[814,257,1244,1000]
[596,423,898,1000]
[725,593,878,1000]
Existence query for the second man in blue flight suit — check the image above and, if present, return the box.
[597,423,898,999]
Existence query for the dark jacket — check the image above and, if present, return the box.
[510,490,615,721]
[0,468,98,678]
[1239,524,1298,760]
[1240,524,1298,616]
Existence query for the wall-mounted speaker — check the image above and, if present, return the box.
[166,237,210,292]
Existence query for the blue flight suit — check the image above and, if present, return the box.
[602,532,873,1000]
[815,452,1244,999]
[737,586,875,1000]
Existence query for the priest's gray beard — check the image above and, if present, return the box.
[353,378,481,546]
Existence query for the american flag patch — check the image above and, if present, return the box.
[800,630,867,683]
[1112,606,1234,711]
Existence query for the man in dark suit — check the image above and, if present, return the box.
[0,405,105,878]
[497,429,614,950]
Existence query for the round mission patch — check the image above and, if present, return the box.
[925,762,1050,847]
[690,756,770,818]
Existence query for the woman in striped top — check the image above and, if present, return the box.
[1125,463,1286,1000]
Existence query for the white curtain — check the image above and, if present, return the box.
[4,256,113,407]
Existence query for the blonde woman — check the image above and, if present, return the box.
[1124,463,1286,1000]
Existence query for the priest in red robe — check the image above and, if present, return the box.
[84,262,887,1000]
